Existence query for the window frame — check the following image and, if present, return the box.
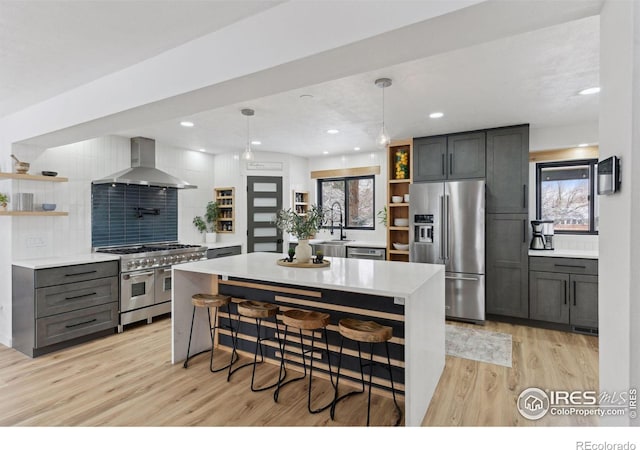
[535,158,599,235]
[317,175,376,230]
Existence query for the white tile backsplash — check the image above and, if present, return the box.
[552,234,599,251]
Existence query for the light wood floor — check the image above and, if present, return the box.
[0,317,598,426]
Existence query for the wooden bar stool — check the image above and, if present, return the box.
[183,293,238,372]
[227,300,285,392]
[273,309,335,414]
[330,318,402,426]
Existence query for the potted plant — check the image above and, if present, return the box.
[274,204,325,263]
[287,247,295,262]
[0,193,8,211]
[377,205,387,227]
[314,250,324,264]
[193,201,219,243]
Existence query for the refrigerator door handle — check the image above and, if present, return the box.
[446,195,451,260]
[440,195,446,260]
[445,275,480,281]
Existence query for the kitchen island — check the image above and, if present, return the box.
[171,252,444,426]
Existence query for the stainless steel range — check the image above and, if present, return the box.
[95,242,207,331]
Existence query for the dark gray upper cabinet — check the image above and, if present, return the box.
[413,136,447,182]
[486,125,529,214]
[413,132,485,182]
[447,132,486,180]
[486,214,529,318]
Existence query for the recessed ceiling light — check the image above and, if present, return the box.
[180,121,194,127]
[198,148,206,152]
[578,87,600,95]
[429,112,444,119]
[578,143,589,147]
[300,94,314,99]
[251,140,261,146]
[354,147,361,151]
[323,151,329,155]
[326,129,339,134]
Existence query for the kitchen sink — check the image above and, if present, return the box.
[313,240,353,258]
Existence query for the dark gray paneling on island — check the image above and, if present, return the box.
[91,184,178,247]
[217,277,406,395]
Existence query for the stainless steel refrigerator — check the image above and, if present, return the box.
[409,180,485,323]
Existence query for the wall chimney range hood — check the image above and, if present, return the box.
[92,137,197,189]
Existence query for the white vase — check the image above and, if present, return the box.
[294,239,312,263]
[205,232,217,243]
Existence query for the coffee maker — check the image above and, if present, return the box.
[530,220,546,250]
[541,220,554,250]
[530,220,555,250]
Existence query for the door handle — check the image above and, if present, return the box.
[123,271,154,280]
[523,219,526,243]
[441,154,445,176]
[564,280,567,305]
[445,276,480,281]
[440,195,445,260]
[523,184,527,209]
[446,195,450,260]
[449,153,453,175]
[573,280,577,306]
[276,239,283,244]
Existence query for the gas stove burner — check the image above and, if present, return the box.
[95,242,208,272]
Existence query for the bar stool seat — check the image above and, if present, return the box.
[331,317,402,426]
[228,300,285,392]
[274,309,334,413]
[183,293,238,372]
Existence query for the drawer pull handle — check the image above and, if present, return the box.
[65,318,97,329]
[554,264,587,269]
[65,292,97,300]
[217,252,233,257]
[65,270,97,277]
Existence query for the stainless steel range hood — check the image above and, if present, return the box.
[92,137,197,189]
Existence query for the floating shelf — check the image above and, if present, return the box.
[293,190,309,215]
[215,187,235,233]
[388,249,410,255]
[0,211,68,216]
[386,140,413,261]
[0,172,68,182]
[389,203,409,207]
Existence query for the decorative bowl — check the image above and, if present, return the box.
[15,162,29,174]
[391,196,403,203]
[394,218,409,227]
[42,171,58,177]
[42,203,57,211]
[393,242,409,250]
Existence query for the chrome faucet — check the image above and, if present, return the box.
[329,201,347,240]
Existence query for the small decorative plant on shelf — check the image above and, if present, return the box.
[0,193,9,211]
[193,201,219,243]
[275,204,325,263]
[377,205,387,227]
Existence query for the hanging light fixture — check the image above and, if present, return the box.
[241,108,255,161]
[375,77,392,148]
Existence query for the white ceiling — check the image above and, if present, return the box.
[1,1,599,157]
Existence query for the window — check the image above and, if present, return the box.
[318,175,375,229]
[536,159,599,234]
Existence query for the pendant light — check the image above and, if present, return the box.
[375,78,392,148]
[241,108,255,161]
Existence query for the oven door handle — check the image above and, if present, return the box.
[156,268,172,274]
[123,271,155,280]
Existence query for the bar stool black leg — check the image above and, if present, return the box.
[250,318,286,392]
[183,305,197,369]
[385,341,402,426]
[208,305,239,373]
[330,338,366,421]
[274,325,306,402]
[366,343,374,426]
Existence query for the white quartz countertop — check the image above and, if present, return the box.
[290,238,386,249]
[529,249,599,259]
[13,253,121,269]
[175,252,442,298]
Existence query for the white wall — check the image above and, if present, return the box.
[529,122,599,151]
[598,0,640,426]
[307,151,387,243]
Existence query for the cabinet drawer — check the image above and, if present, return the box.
[36,277,118,318]
[207,246,241,259]
[529,257,598,275]
[36,261,119,288]
[36,302,118,348]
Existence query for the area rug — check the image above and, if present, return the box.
[445,324,513,367]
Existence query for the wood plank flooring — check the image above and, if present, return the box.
[0,317,598,426]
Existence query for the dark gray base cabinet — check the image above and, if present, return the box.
[486,214,529,318]
[529,257,598,330]
[12,260,119,358]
